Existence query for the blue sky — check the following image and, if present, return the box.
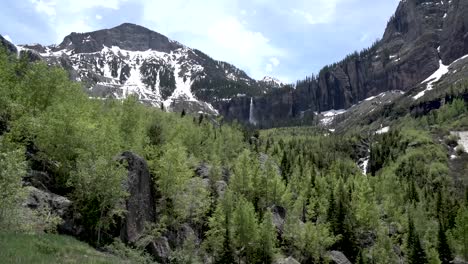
[1,0,400,83]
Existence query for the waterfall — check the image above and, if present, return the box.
[249,97,257,126]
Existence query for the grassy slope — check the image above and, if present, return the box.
[0,233,127,264]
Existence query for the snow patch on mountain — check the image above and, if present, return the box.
[376,126,390,134]
[261,76,283,86]
[414,54,468,100]
[28,43,221,113]
[320,109,347,126]
[414,60,448,99]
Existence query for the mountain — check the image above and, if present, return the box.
[16,23,278,115]
[3,0,468,127]
[219,0,468,127]
[0,35,17,54]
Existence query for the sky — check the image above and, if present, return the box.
[0,0,400,83]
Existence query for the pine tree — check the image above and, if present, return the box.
[258,210,277,263]
[407,214,428,264]
[217,215,235,264]
[437,222,453,264]
[327,188,336,225]
[280,151,290,181]
[407,180,419,203]
[232,198,259,262]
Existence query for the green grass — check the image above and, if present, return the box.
[0,232,128,264]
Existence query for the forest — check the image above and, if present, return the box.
[0,48,467,264]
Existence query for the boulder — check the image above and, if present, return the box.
[167,223,197,248]
[454,257,468,264]
[271,205,286,235]
[24,186,71,218]
[274,256,300,264]
[195,163,211,178]
[214,180,227,198]
[118,151,156,244]
[357,231,376,248]
[329,251,352,264]
[147,236,171,264]
[23,170,53,191]
[23,186,81,235]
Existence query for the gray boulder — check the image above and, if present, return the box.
[118,151,156,244]
[24,186,80,234]
[271,205,286,235]
[329,251,352,264]
[454,257,468,264]
[147,236,172,264]
[274,256,300,264]
[214,180,227,198]
[23,170,52,191]
[195,163,211,178]
[166,223,199,249]
[24,186,71,218]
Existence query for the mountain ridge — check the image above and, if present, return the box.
[2,0,468,127]
[15,23,278,115]
[219,0,468,127]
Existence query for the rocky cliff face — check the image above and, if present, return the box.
[0,35,17,54]
[219,0,468,127]
[18,23,276,115]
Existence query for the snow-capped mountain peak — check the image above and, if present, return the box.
[18,23,279,115]
[261,76,283,87]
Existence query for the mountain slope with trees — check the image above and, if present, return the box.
[1,45,468,263]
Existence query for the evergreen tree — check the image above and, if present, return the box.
[232,198,259,263]
[437,222,453,264]
[407,214,428,264]
[280,151,291,181]
[217,216,235,264]
[258,210,277,263]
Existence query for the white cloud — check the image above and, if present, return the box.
[29,0,126,15]
[30,0,57,17]
[284,0,344,25]
[266,57,280,74]
[141,0,285,79]
[29,0,128,41]
[96,14,103,20]
[270,57,280,67]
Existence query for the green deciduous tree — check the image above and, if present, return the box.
[70,155,127,245]
[0,137,26,230]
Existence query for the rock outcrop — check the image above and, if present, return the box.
[0,35,17,54]
[329,251,352,264]
[274,256,300,264]
[118,151,156,244]
[24,186,72,219]
[219,0,468,127]
[147,236,172,264]
[271,205,286,236]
